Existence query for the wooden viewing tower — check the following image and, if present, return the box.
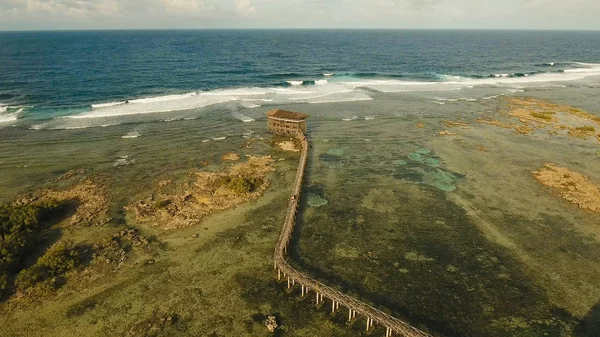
[266,109,309,136]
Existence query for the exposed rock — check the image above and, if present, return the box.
[43,178,110,227]
[416,122,425,128]
[221,152,241,161]
[480,98,600,140]
[158,179,172,187]
[264,316,278,333]
[476,118,533,135]
[277,140,300,152]
[443,120,468,128]
[532,163,600,213]
[439,130,457,136]
[56,169,86,181]
[126,156,275,230]
[568,126,597,139]
[92,228,149,266]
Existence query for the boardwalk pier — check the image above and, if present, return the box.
[273,130,434,337]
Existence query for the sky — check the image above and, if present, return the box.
[0,0,599,31]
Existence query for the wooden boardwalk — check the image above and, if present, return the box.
[273,132,435,337]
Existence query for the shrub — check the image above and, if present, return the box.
[15,241,81,293]
[217,177,263,194]
[0,199,67,297]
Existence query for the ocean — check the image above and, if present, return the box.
[1,30,600,337]
[1,30,600,128]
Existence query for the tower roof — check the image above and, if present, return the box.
[266,109,309,120]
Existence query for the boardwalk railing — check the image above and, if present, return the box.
[273,132,434,337]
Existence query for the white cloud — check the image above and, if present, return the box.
[0,0,599,30]
[161,0,212,13]
[235,0,256,17]
[96,0,120,16]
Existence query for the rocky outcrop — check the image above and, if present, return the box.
[43,178,110,227]
[532,163,600,213]
[126,155,276,230]
[221,152,241,161]
[264,316,278,332]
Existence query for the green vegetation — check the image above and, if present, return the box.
[15,241,85,295]
[531,112,553,120]
[576,125,596,132]
[217,177,263,194]
[0,199,67,297]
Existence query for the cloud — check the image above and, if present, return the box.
[0,0,122,18]
[235,0,256,16]
[161,0,212,14]
[0,0,599,30]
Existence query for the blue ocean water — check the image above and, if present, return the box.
[0,30,599,126]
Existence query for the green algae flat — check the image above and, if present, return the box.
[326,148,345,156]
[415,148,432,155]
[422,169,459,192]
[425,158,441,167]
[408,152,425,162]
[393,159,408,166]
[307,194,328,207]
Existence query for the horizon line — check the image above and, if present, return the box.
[1,28,600,33]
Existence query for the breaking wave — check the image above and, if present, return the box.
[28,62,600,130]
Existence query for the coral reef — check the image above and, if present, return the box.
[479,98,600,141]
[276,140,300,152]
[42,179,110,227]
[126,156,275,229]
[532,163,600,213]
[443,120,469,128]
[221,152,241,161]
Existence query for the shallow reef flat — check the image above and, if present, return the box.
[295,93,600,337]
[0,87,600,337]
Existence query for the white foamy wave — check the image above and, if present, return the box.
[114,156,135,167]
[92,101,126,109]
[287,80,304,86]
[0,106,7,113]
[364,116,375,120]
[212,136,227,141]
[122,131,141,139]
[232,112,255,122]
[323,73,333,77]
[342,116,358,121]
[0,113,18,123]
[315,80,328,85]
[241,101,261,109]
[76,94,234,119]
[131,92,198,104]
[544,62,555,66]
